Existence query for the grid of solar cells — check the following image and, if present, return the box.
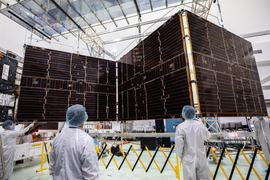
[17,45,116,122]
[118,14,190,120]
[187,11,267,116]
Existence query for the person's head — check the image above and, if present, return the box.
[182,105,196,120]
[66,104,88,128]
[2,120,15,130]
[257,116,263,121]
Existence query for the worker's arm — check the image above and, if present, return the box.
[175,127,185,159]
[81,138,99,180]
[10,122,34,138]
[201,123,211,140]
[49,143,56,176]
[254,121,260,146]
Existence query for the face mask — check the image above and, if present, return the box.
[10,125,14,130]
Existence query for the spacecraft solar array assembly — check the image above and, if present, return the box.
[15,11,267,122]
[18,46,116,122]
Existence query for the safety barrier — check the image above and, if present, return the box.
[95,143,184,179]
[96,143,270,180]
[36,141,51,172]
[207,147,270,180]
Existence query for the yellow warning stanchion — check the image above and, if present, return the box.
[240,149,262,180]
[210,148,229,180]
[175,155,180,180]
[258,150,269,166]
[94,144,106,168]
[36,141,51,172]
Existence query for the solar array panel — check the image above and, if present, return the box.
[16,11,267,122]
[17,45,116,122]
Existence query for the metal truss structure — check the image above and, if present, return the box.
[80,27,105,58]
[0,0,218,60]
[191,0,213,19]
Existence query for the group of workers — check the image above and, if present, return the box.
[0,104,269,180]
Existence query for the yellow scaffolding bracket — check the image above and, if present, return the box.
[240,149,262,180]
[36,141,51,172]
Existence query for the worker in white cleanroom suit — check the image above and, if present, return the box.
[0,120,35,180]
[254,116,270,172]
[175,105,212,180]
[49,104,99,180]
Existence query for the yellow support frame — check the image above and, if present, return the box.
[179,13,194,107]
[179,11,201,113]
[184,11,201,114]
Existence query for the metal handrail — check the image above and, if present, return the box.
[0,134,5,180]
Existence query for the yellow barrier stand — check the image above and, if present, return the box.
[118,145,133,170]
[131,146,147,171]
[258,150,269,166]
[94,144,106,168]
[175,155,180,180]
[36,142,51,172]
[224,149,244,180]
[145,146,161,172]
[160,146,176,173]
[240,149,262,180]
[210,148,229,180]
[106,144,119,169]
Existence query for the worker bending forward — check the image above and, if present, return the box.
[175,106,211,180]
[49,104,99,180]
